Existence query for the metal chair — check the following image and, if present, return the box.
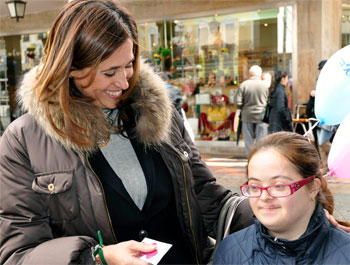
[292,104,313,140]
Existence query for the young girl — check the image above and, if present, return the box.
[214,131,350,265]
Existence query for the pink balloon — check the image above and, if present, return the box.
[327,113,350,178]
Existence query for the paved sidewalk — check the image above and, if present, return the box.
[201,154,350,221]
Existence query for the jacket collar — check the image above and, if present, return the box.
[17,59,173,153]
[254,203,327,259]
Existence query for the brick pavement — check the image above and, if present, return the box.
[201,154,247,193]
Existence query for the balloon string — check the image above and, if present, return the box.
[303,118,320,141]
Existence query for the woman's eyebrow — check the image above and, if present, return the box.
[247,175,294,182]
[101,66,120,72]
[101,58,134,72]
[247,177,261,182]
[271,175,294,181]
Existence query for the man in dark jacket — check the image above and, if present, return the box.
[307,59,338,174]
[306,60,327,153]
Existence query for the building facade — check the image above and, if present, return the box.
[0,0,349,137]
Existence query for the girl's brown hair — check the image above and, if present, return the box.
[35,0,139,147]
[248,131,349,227]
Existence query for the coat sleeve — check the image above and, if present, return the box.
[0,128,97,265]
[173,112,254,235]
[306,96,315,118]
[274,87,285,111]
[213,229,251,265]
[234,85,244,109]
[280,89,293,131]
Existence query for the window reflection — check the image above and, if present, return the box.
[342,4,350,47]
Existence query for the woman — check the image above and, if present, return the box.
[268,71,293,133]
[214,132,350,265]
[0,1,254,264]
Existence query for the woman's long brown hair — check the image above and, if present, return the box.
[248,131,350,227]
[34,0,139,147]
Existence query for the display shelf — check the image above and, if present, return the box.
[0,95,10,105]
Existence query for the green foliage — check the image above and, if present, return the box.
[152,46,171,65]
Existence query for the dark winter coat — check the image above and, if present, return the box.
[268,83,293,133]
[214,203,350,265]
[0,60,254,265]
[306,95,316,119]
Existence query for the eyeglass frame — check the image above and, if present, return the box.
[240,176,315,198]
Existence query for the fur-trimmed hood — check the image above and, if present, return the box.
[17,60,173,153]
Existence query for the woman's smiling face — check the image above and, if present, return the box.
[247,148,319,240]
[71,38,134,109]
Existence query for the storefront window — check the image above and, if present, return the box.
[21,33,47,72]
[138,7,293,140]
[0,38,7,91]
[138,7,292,84]
[342,4,350,47]
[0,33,47,133]
[1,37,10,132]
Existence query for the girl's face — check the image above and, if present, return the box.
[71,38,134,109]
[247,148,319,240]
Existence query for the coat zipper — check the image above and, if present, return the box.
[85,153,118,243]
[168,148,200,265]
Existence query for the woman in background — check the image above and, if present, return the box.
[214,132,350,265]
[268,71,293,133]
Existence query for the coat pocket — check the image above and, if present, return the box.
[32,171,80,221]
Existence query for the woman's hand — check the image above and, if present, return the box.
[324,209,350,233]
[103,240,157,265]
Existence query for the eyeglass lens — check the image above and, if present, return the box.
[241,176,315,198]
[242,185,291,197]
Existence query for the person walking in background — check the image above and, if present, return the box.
[261,71,272,88]
[307,60,327,153]
[306,88,319,151]
[234,65,269,157]
[159,71,195,142]
[159,72,183,117]
[307,59,338,174]
[214,132,350,265]
[0,1,255,264]
[268,71,293,133]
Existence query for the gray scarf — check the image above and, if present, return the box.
[101,109,147,210]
